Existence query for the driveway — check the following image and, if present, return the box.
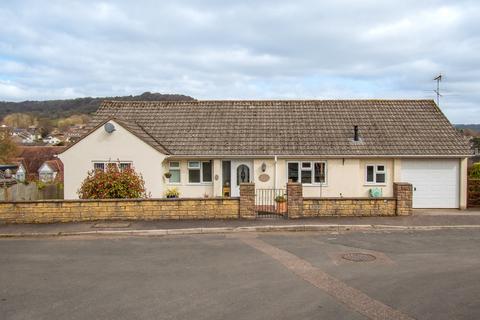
[1,229,479,319]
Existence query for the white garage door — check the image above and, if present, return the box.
[401,159,459,208]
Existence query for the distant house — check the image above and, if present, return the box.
[64,127,84,143]
[0,164,19,187]
[38,159,63,183]
[59,100,471,209]
[15,146,65,182]
[42,136,62,145]
[11,129,39,145]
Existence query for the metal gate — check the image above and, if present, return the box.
[255,188,287,219]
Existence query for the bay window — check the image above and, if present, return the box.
[288,161,326,184]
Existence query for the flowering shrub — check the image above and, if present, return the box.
[78,165,147,199]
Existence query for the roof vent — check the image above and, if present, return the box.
[104,122,116,134]
[353,125,359,141]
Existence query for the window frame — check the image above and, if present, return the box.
[168,161,181,184]
[187,160,213,184]
[365,164,387,185]
[119,162,132,171]
[93,162,105,171]
[287,161,327,185]
[92,161,132,172]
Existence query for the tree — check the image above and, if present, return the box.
[37,118,54,138]
[78,164,147,199]
[0,129,18,163]
[2,113,37,128]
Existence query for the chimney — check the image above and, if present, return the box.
[353,125,359,141]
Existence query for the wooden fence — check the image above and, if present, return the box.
[1,183,63,201]
[467,179,480,207]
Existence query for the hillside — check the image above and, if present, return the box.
[455,124,480,133]
[0,92,194,120]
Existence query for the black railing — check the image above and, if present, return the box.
[255,188,287,219]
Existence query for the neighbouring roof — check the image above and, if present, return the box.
[16,146,65,176]
[76,100,471,156]
[41,159,64,173]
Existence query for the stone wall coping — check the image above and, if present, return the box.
[0,197,240,205]
[304,197,395,200]
[393,182,413,186]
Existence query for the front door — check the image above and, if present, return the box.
[231,160,253,197]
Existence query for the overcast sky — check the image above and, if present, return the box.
[0,0,479,123]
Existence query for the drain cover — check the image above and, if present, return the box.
[341,253,376,262]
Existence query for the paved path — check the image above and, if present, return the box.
[1,229,480,319]
[2,210,480,237]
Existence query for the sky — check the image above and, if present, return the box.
[0,0,479,123]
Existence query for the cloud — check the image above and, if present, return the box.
[0,0,479,123]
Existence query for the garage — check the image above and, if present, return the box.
[401,159,460,208]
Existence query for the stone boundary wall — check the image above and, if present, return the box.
[303,198,397,217]
[0,182,413,224]
[0,198,239,224]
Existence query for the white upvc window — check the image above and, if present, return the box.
[169,161,181,183]
[287,161,327,185]
[188,161,212,184]
[365,164,386,184]
[119,162,131,171]
[92,161,132,172]
[93,162,105,171]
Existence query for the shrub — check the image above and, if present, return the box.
[78,165,147,199]
[470,163,480,179]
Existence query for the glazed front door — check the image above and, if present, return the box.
[231,161,252,197]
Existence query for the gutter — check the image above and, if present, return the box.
[164,154,472,159]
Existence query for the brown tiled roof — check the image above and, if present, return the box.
[81,100,471,156]
[17,146,65,178]
[43,159,64,182]
[43,159,63,173]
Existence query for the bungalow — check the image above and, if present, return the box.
[58,100,471,209]
[38,159,64,183]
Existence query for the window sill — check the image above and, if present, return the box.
[364,183,387,187]
[186,183,213,186]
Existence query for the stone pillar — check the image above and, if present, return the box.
[394,182,412,216]
[287,182,303,219]
[239,183,255,219]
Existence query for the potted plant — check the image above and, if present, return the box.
[164,172,172,179]
[275,195,287,213]
[165,187,180,199]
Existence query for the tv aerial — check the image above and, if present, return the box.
[433,74,443,106]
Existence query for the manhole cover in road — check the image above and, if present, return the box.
[341,253,376,262]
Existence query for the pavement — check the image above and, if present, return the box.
[1,209,480,237]
[1,228,479,319]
